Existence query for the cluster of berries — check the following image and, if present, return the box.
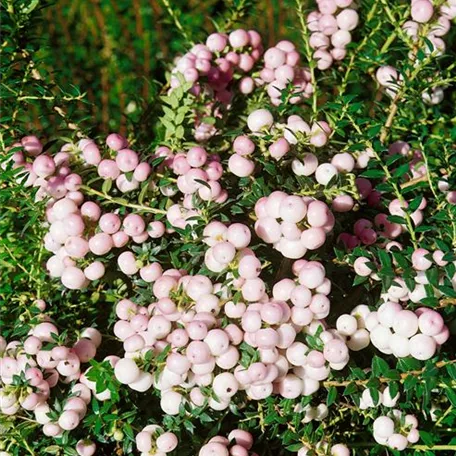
[198,429,257,456]
[335,305,371,352]
[359,386,400,410]
[365,303,449,359]
[256,41,313,105]
[170,146,225,202]
[229,109,333,177]
[111,256,354,412]
[135,425,178,455]
[406,0,456,57]
[0,314,100,442]
[339,194,427,250]
[373,411,420,450]
[78,134,152,193]
[254,191,334,259]
[307,0,359,69]
[44,196,165,288]
[7,136,84,203]
[172,29,263,97]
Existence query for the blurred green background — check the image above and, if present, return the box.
[33,0,300,134]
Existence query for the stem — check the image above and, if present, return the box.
[295,0,318,117]
[80,185,167,215]
[160,0,192,45]
[412,445,456,451]
[323,359,456,388]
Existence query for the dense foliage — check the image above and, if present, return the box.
[1,1,456,456]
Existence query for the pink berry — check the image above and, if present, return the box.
[247,109,274,132]
[336,8,359,31]
[106,133,127,151]
[229,29,250,48]
[98,159,120,179]
[61,267,87,289]
[32,155,55,178]
[411,0,434,23]
[84,261,105,281]
[228,154,255,177]
[89,232,113,255]
[99,213,121,234]
[418,311,444,336]
[76,440,96,456]
[58,410,80,431]
[233,136,255,155]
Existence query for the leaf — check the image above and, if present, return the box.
[343,382,357,396]
[102,178,112,194]
[327,386,337,406]
[372,356,389,377]
[361,169,385,178]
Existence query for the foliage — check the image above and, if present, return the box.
[0,0,455,456]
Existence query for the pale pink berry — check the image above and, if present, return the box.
[315,163,338,185]
[229,29,250,48]
[156,432,178,453]
[81,202,101,221]
[418,311,444,336]
[99,213,121,234]
[337,8,359,30]
[98,159,120,179]
[206,33,228,52]
[411,0,434,23]
[61,267,87,289]
[89,232,113,255]
[409,334,436,360]
[84,261,105,281]
[123,214,145,236]
[264,47,287,69]
[133,162,151,181]
[376,66,398,87]
[301,227,326,250]
[33,155,56,178]
[106,133,127,151]
[247,109,274,132]
[58,410,80,430]
[118,251,138,275]
[228,154,255,177]
[114,358,140,384]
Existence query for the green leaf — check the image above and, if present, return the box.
[372,356,389,377]
[327,386,337,406]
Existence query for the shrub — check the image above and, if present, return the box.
[1,0,455,455]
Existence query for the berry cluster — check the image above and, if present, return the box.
[354,247,450,304]
[359,386,400,409]
[198,429,257,456]
[0,313,101,442]
[254,192,334,259]
[335,305,371,352]
[111,256,354,412]
[257,41,313,105]
[339,194,426,250]
[229,109,352,186]
[407,0,456,55]
[170,29,263,132]
[44,195,165,288]
[307,0,359,69]
[79,134,152,193]
[365,304,448,359]
[167,145,227,204]
[135,425,178,455]
[373,411,420,450]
